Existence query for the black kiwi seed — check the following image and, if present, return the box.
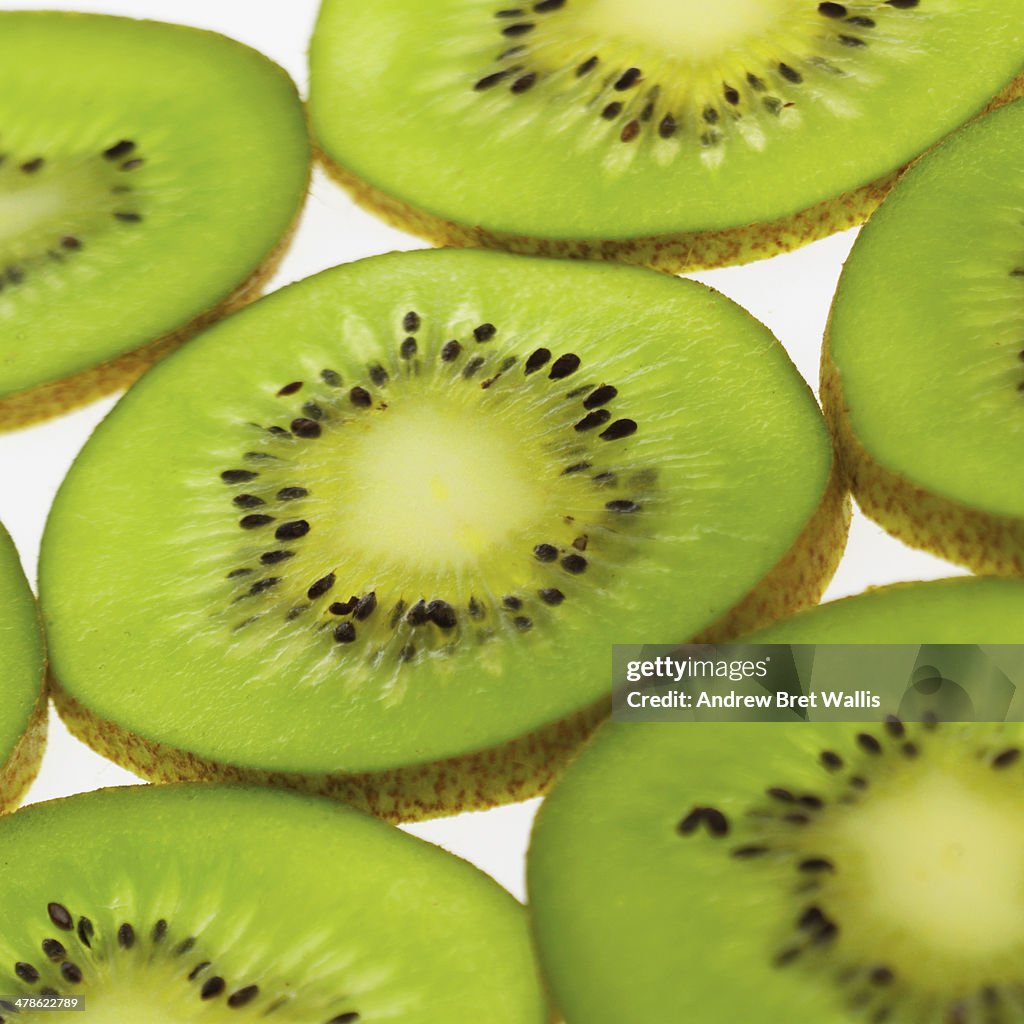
[561,554,587,574]
[501,22,535,37]
[767,787,795,803]
[428,600,457,630]
[525,348,551,374]
[406,601,429,626]
[677,807,703,835]
[883,715,905,738]
[549,353,581,379]
[118,924,135,949]
[723,83,740,104]
[20,157,44,173]
[114,211,143,223]
[275,520,310,541]
[369,364,389,385]
[402,311,420,332]
[61,236,82,251]
[621,117,642,141]
[539,588,564,605]
[261,550,294,566]
[474,323,497,342]
[277,487,308,501]
[277,381,303,396]
[534,0,564,10]
[240,514,274,530]
[658,114,677,139]
[222,469,258,485]
[614,67,642,90]
[798,857,835,873]
[463,356,485,379]
[468,597,485,620]
[992,748,1021,769]
[47,904,73,930]
[778,63,803,84]
[330,597,358,616]
[334,622,357,644]
[60,962,83,984]
[562,461,590,475]
[234,495,265,509]
[503,595,522,610]
[599,419,637,441]
[602,102,623,120]
[400,337,418,358]
[820,750,843,770]
[189,961,211,981]
[201,977,227,1000]
[228,986,260,1008]
[76,917,93,947]
[15,963,39,983]
[42,939,65,961]
[103,139,136,160]
[534,543,558,562]
[577,56,598,76]
[441,339,462,362]
[606,500,639,513]
[856,732,882,755]
[731,844,769,859]
[583,384,617,408]
[837,34,867,47]
[327,1014,361,1024]
[349,386,372,408]
[355,592,378,620]
[477,70,511,92]
[152,920,168,943]
[291,418,322,439]
[574,410,612,432]
[513,616,533,631]
[321,369,343,387]
[307,574,336,600]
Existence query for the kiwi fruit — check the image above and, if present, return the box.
[309,0,1024,273]
[0,522,46,813]
[0,12,309,431]
[0,783,549,1022]
[528,582,1024,1024]
[822,99,1024,575]
[38,248,848,822]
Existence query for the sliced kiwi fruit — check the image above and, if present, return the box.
[0,783,549,1022]
[38,248,847,822]
[823,99,1024,574]
[528,579,1024,1024]
[0,522,46,813]
[0,12,309,431]
[309,0,1024,273]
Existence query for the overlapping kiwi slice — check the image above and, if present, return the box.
[528,580,1024,1024]
[0,12,309,430]
[0,784,549,1022]
[823,100,1024,574]
[309,0,1023,272]
[0,522,45,813]
[39,249,847,822]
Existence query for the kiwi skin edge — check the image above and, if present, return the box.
[821,342,1024,576]
[47,464,849,823]
[0,201,306,434]
[0,692,47,814]
[319,74,1024,276]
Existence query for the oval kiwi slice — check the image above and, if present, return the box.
[529,580,1024,1024]
[309,0,1024,272]
[823,99,1024,575]
[0,521,46,813]
[0,784,548,1022]
[39,248,846,821]
[0,12,309,430]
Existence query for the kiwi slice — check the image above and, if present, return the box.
[528,581,1024,1024]
[38,248,847,822]
[0,783,549,1022]
[0,522,46,813]
[823,99,1024,574]
[0,12,309,430]
[309,0,1024,273]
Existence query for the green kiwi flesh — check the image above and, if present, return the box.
[0,12,309,429]
[529,580,1024,1024]
[309,0,1024,271]
[39,248,845,821]
[0,521,46,813]
[0,784,549,1022]
[822,99,1024,574]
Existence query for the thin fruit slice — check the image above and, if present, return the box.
[309,0,1024,272]
[0,522,46,813]
[529,602,1024,1024]
[0,784,548,1023]
[823,99,1024,574]
[39,248,847,822]
[0,12,309,430]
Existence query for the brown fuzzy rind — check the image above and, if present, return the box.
[0,694,48,814]
[695,462,852,642]
[821,344,1024,576]
[321,149,891,275]
[51,679,609,824]
[319,70,1024,275]
[0,209,304,433]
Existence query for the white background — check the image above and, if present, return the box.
[0,0,961,901]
